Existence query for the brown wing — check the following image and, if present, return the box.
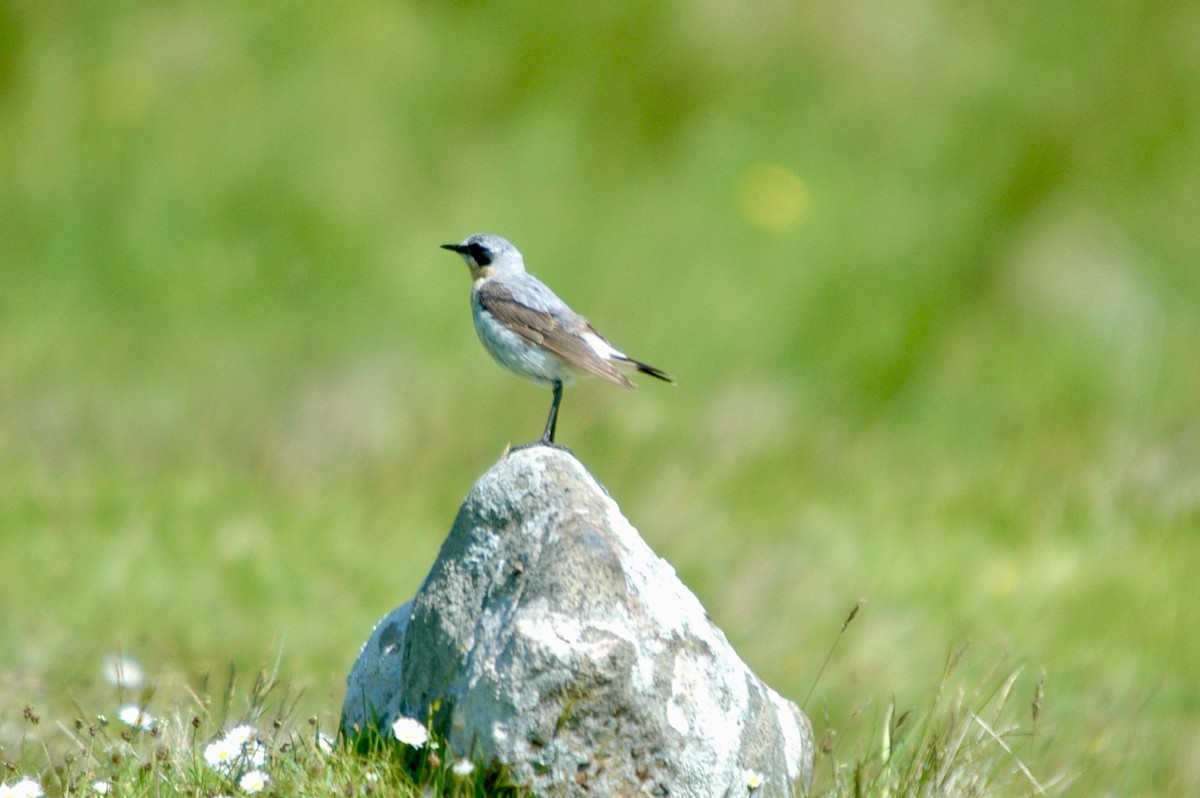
[478,280,634,390]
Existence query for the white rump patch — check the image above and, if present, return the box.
[582,332,624,361]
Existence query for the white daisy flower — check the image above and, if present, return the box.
[238,770,269,794]
[226,724,256,746]
[117,704,154,730]
[451,758,475,777]
[745,769,765,791]
[0,778,44,798]
[102,654,144,688]
[203,736,242,771]
[245,739,267,768]
[91,781,111,795]
[390,716,428,748]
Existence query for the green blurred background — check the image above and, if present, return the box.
[2,1,1197,792]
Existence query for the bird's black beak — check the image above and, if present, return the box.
[441,243,468,254]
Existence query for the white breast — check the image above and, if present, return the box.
[472,302,579,388]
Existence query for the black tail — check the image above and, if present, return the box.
[631,359,675,385]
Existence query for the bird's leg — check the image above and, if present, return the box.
[541,380,563,444]
[509,381,570,454]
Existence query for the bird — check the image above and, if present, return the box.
[442,233,673,446]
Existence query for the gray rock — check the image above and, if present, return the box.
[342,600,411,734]
[341,447,813,797]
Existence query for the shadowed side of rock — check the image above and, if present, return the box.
[341,447,814,797]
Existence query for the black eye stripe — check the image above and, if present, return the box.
[468,243,492,266]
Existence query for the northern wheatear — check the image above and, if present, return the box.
[442,233,673,445]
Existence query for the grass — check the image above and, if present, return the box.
[803,606,1066,797]
[0,650,1058,798]
[2,1,1199,794]
[2,666,526,798]
[815,647,1064,797]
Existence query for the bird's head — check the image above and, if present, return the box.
[441,233,525,281]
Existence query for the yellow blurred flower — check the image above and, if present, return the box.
[737,163,808,232]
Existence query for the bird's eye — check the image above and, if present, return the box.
[467,243,492,266]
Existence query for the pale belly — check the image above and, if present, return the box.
[472,307,580,388]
